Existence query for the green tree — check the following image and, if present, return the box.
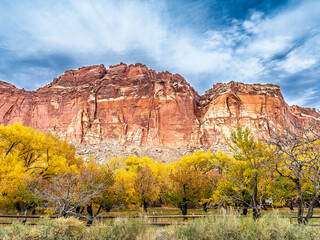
[229,127,272,219]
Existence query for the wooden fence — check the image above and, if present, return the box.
[1,214,320,226]
[0,214,208,226]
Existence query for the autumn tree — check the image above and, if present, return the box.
[178,151,225,212]
[265,175,296,210]
[95,171,130,212]
[164,166,200,216]
[37,162,113,225]
[123,157,161,212]
[269,124,320,224]
[0,123,83,213]
[83,158,114,224]
[161,151,230,216]
[133,165,160,212]
[228,127,273,218]
[212,157,253,214]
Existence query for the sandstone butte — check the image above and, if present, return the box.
[0,63,319,160]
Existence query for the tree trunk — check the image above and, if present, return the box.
[158,197,163,206]
[180,204,188,219]
[202,202,208,213]
[95,205,102,216]
[143,200,148,213]
[15,202,21,212]
[76,206,86,214]
[104,205,112,212]
[76,207,81,214]
[289,200,294,211]
[252,173,260,220]
[261,200,267,210]
[180,184,188,219]
[253,208,260,219]
[304,194,319,223]
[179,199,188,220]
[86,205,93,226]
[22,209,28,224]
[295,180,304,224]
[86,204,102,226]
[242,207,248,216]
[86,218,93,226]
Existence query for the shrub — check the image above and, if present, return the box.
[174,212,320,240]
[91,217,146,240]
[0,213,319,240]
[0,221,38,240]
[35,217,87,240]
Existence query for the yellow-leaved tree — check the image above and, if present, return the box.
[163,151,224,216]
[123,156,161,212]
[0,123,83,213]
[177,151,225,212]
[212,127,273,218]
[269,124,320,224]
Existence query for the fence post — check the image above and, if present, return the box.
[153,212,155,224]
[22,210,27,225]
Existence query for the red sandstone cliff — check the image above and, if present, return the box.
[0,63,319,150]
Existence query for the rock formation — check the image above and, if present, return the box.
[0,63,319,160]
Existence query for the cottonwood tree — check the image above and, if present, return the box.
[94,157,132,212]
[198,170,221,212]
[95,173,129,212]
[269,124,320,224]
[213,158,252,215]
[178,151,224,212]
[122,156,161,212]
[133,165,160,212]
[228,127,273,219]
[37,165,113,225]
[0,123,83,214]
[164,162,207,218]
[265,174,297,210]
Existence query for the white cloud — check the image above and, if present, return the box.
[0,0,319,107]
[285,87,318,107]
[2,0,319,76]
[280,54,316,74]
[8,1,168,54]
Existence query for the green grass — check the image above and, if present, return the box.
[1,212,320,240]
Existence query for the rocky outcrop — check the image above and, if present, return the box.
[197,81,319,146]
[0,63,319,157]
[0,63,200,149]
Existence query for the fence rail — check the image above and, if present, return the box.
[1,214,320,225]
[0,214,207,219]
[2,214,320,219]
[0,214,206,225]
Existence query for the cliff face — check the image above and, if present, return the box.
[0,63,200,148]
[0,63,319,151]
[197,82,314,146]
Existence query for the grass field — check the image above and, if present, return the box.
[1,212,320,240]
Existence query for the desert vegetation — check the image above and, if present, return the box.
[1,214,320,240]
[1,123,320,238]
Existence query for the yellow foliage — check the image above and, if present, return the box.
[0,123,84,208]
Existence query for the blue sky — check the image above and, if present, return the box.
[0,0,319,108]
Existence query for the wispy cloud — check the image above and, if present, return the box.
[286,87,318,107]
[0,0,319,108]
